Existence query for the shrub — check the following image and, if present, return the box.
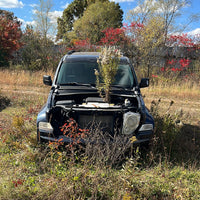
[0,92,10,111]
[96,46,121,102]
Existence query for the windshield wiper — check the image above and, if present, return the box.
[60,82,96,87]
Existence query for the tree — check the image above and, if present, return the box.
[125,0,199,76]
[128,0,197,39]
[70,38,97,52]
[96,46,121,102]
[57,0,87,41]
[56,0,116,42]
[33,0,54,44]
[0,10,22,67]
[72,1,123,44]
[19,25,62,71]
[99,28,126,46]
[162,34,199,74]
[0,9,20,21]
[133,17,165,75]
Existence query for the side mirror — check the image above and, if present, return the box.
[139,78,149,88]
[43,75,52,86]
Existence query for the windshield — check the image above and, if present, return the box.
[56,61,135,88]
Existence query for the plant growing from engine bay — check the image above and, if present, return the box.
[95,46,121,102]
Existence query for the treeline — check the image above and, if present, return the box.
[0,0,200,76]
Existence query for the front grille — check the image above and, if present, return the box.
[78,114,114,132]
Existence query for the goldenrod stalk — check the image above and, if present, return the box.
[95,46,121,102]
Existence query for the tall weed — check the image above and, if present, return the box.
[148,98,200,165]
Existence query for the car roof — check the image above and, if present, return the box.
[63,51,130,63]
[71,52,100,56]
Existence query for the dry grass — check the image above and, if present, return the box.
[141,77,200,126]
[0,69,199,125]
[0,69,54,87]
[0,69,200,199]
[1,69,199,98]
[144,82,200,100]
[0,69,54,97]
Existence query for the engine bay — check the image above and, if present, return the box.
[47,94,142,137]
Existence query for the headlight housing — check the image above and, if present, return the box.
[38,122,53,133]
[122,112,140,135]
[139,124,153,132]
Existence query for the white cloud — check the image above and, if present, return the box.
[18,17,25,23]
[187,28,200,36]
[48,10,63,24]
[130,0,156,14]
[130,0,186,14]
[0,0,24,8]
[32,9,37,14]
[61,2,69,9]
[18,17,36,29]
[29,4,37,8]
[25,20,36,27]
[32,9,63,25]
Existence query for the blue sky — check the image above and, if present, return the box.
[0,0,200,35]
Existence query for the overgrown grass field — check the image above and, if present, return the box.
[0,69,200,199]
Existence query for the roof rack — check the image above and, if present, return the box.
[67,50,76,55]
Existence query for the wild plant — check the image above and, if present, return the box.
[149,99,186,163]
[0,91,10,111]
[95,46,121,102]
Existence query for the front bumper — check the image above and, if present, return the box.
[38,129,154,145]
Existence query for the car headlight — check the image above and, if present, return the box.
[122,112,140,135]
[38,122,53,133]
[139,124,153,132]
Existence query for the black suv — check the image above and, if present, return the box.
[37,52,154,144]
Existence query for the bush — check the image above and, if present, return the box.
[148,98,200,165]
[0,92,10,111]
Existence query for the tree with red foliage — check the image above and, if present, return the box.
[71,38,97,52]
[167,34,195,47]
[0,10,22,67]
[99,27,126,46]
[164,33,198,73]
[99,23,141,63]
[100,22,199,78]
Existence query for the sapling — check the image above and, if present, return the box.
[95,46,121,102]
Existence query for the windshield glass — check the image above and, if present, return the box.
[56,61,135,88]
